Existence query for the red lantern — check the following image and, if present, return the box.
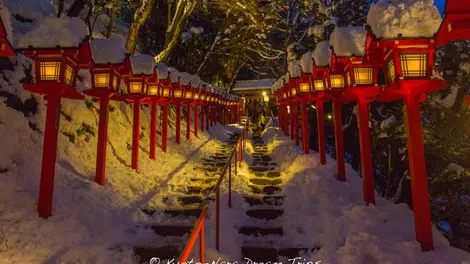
[436,0,470,46]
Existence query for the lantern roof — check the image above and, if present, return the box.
[155,62,169,80]
[288,60,301,78]
[313,41,330,67]
[300,51,313,74]
[330,26,367,57]
[178,72,191,86]
[169,67,180,83]
[0,2,13,44]
[130,54,155,75]
[366,0,442,39]
[189,75,200,88]
[90,35,127,65]
[17,17,87,49]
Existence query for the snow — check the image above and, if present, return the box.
[288,60,301,78]
[130,54,155,75]
[178,72,191,86]
[189,75,201,88]
[155,62,169,80]
[380,115,396,130]
[446,163,465,177]
[233,79,275,91]
[300,51,313,74]
[0,1,13,44]
[2,0,55,23]
[313,41,331,67]
[308,26,324,39]
[330,26,367,57]
[169,67,180,83]
[17,17,87,49]
[189,26,204,35]
[367,0,442,39]
[90,35,127,65]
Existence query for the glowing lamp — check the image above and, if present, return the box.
[120,56,154,95]
[313,80,325,91]
[329,75,345,89]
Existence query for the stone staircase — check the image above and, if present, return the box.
[239,129,317,262]
[132,131,242,264]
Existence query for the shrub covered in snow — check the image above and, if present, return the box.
[367,0,442,39]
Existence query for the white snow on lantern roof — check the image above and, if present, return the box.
[130,54,155,75]
[90,35,127,64]
[168,67,180,83]
[156,62,169,80]
[313,41,331,67]
[300,51,313,74]
[367,0,442,39]
[189,75,200,88]
[17,17,87,49]
[288,60,301,78]
[330,26,367,57]
[178,72,191,86]
[0,2,13,44]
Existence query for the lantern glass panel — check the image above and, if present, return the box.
[283,92,287,99]
[399,53,428,77]
[40,61,60,81]
[314,80,324,91]
[201,95,206,101]
[64,64,74,86]
[386,59,396,82]
[353,67,373,85]
[291,87,297,96]
[95,73,110,87]
[344,72,350,87]
[148,85,159,96]
[330,75,344,88]
[112,75,118,89]
[130,82,142,93]
[185,91,193,99]
[174,90,183,98]
[195,93,200,100]
[163,88,170,97]
[299,82,310,93]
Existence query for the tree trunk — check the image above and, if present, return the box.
[67,0,86,17]
[57,0,65,17]
[106,3,120,38]
[125,0,155,54]
[196,33,222,75]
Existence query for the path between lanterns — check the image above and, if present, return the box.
[131,131,241,263]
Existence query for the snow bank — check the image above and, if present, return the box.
[90,35,127,64]
[17,17,87,48]
[367,0,442,39]
[308,26,324,39]
[130,54,155,75]
[330,26,367,57]
[155,62,169,80]
[313,41,330,67]
[2,0,55,22]
[300,51,313,74]
[0,2,13,43]
[288,60,301,78]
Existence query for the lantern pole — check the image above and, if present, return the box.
[162,104,169,152]
[176,102,181,144]
[210,104,214,127]
[357,96,375,204]
[316,100,326,165]
[186,103,191,140]
[294,102,299,146]
[333,99,345,181]
[131,99,141,171]
[404,94,433,251]
[290,102,295,141]
[37,93,62,218]
[205,105,209,130]
[200,103,205,132]
[149,101,157,160]
[194,105,199,137]
[301,100,309,154]
[95,91,113,184]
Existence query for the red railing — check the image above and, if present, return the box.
[179,207,209,263]
[178,119,249,258]
[212,120,248,250]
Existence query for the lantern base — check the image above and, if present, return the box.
[376,79,447,103]
[141,96,160,104]
[436,14,470,46]
[341,86,381,102]
[84,88,116,99]
[23,83,84,100]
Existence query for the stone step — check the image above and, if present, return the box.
[178,196,203,205]
[249,167,274,172]
[249,185,282,195]
[266,172,281,178]
[252,162,271,167]
[163,208,203,218]
[241,246,278,262]
[189,177,217,184]
[243,196,284,206]
[246,209,283,220]
[239,226,283,237]
[150,225,193,237]
[134,245,181,263]
[249,178,282,186]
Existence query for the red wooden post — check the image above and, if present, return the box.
[404,95,433,251]
[37,94,61,218]
[205,106,209,131]
[229,162,232,207]
[215,189,220,250]
[285,105,289,136]
[200,222,205,263]
[176,103,181,144]
[149,101,157,160]
[131,99,140,172]
[95,93,111,185]
[301,100,309,155]
[333,100,346,181]
[162,104,168,152]
[290,103,295,141]
[194,105,198,137]
[186,104,191,140]
[317,100,326,165]
[357,98,375,205]
[200,104,205,132]
[210,105,214,127]
[294,102,299,146]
